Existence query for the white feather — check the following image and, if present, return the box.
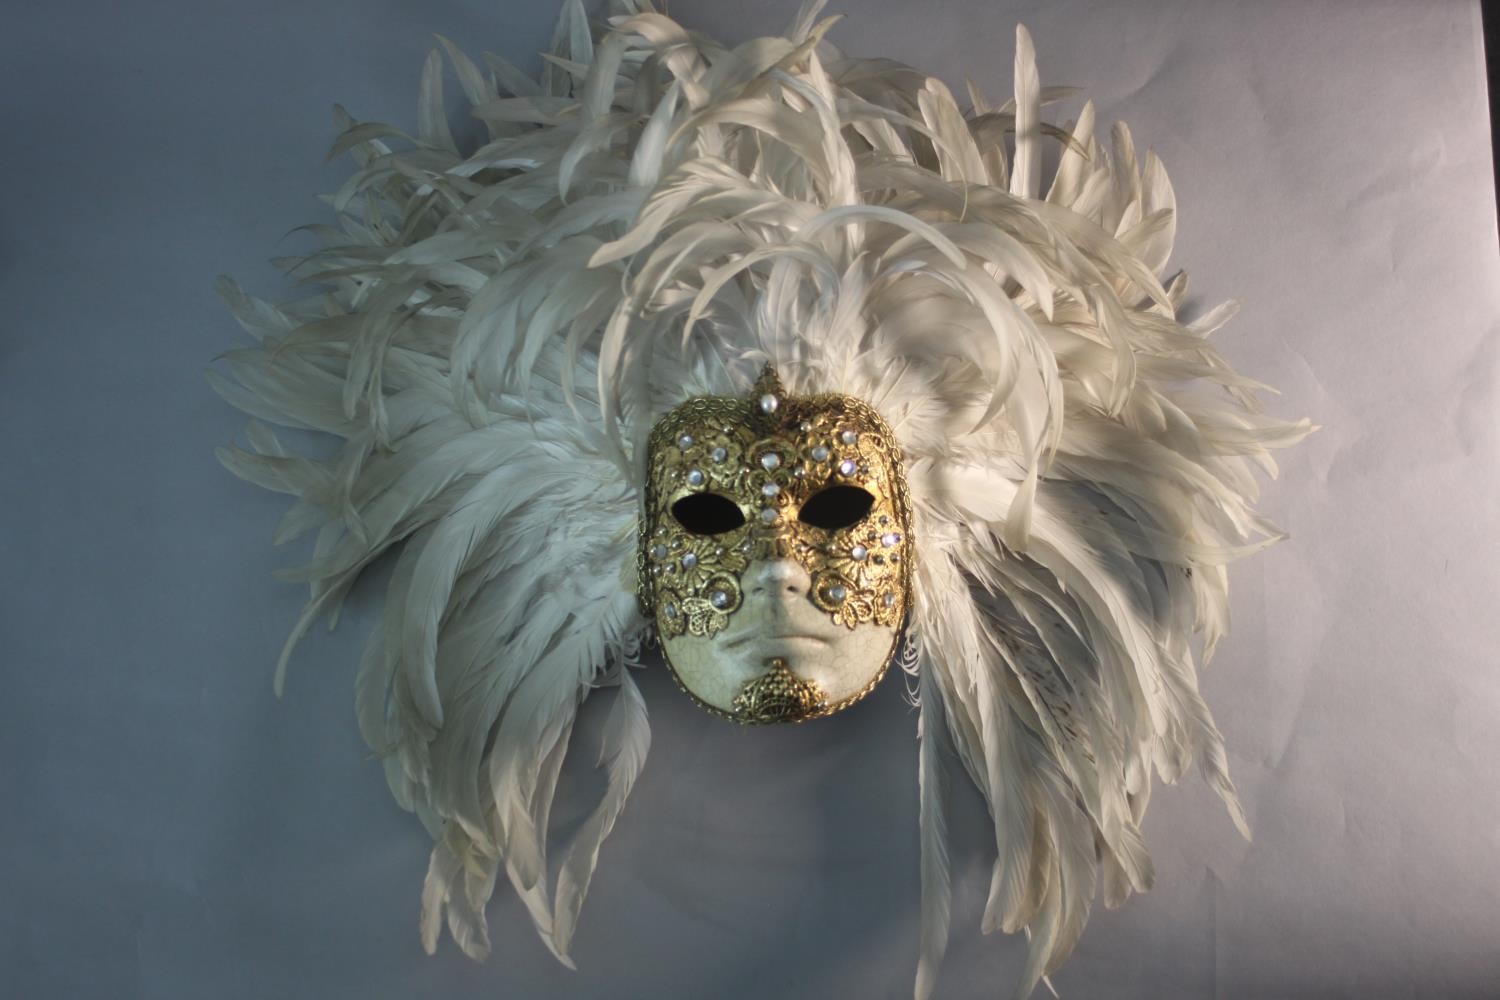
[552,667,651,958]
[914,660,951,1000]
[1010,26,1041,200]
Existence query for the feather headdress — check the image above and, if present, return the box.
[214,2,1312,996]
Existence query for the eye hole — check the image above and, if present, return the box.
[798,485,875,530]
[671,493,746,535]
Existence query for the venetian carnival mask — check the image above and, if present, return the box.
[216,4,1313,998]
[640,367,912,722]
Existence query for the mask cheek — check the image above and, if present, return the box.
[659,630,762,713]
[799,622,902,704]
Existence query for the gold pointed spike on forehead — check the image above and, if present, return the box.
[751,363,786,400]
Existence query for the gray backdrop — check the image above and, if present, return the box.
[3,1,1497,997]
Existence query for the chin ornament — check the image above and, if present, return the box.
[214,2,1312,996]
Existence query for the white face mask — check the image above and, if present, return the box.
[639,367,913,723]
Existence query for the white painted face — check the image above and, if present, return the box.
[658,555,902,717]
[639,368,912,723]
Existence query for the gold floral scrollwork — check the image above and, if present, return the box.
[639,365,913,640]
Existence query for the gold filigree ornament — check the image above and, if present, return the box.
[731,658,829,723]
[639,367,913,723]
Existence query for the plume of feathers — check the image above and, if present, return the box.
[214,1,1312,996]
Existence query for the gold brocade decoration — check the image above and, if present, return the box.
[638,366,914,639]
[731,658,828,724]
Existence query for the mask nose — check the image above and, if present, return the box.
[746,557,811,599]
